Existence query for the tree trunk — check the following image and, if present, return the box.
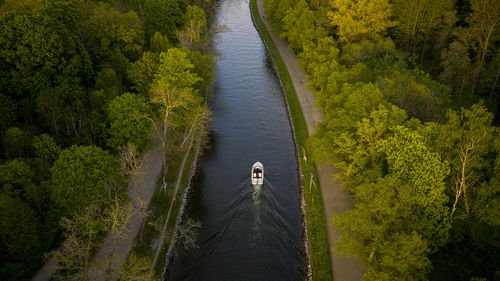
[490,69,499,99]
[472,25,494,97]
[368,236,378,263]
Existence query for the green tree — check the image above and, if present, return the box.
[0,9,92,138]
[117,252,153,281]
[481,47,499,98]
[178,5,207,49]
[466,0,500,96]
[263,0,294,32]
[327,0,396,42]
[128,51,160,96]
[378,66,451,121]
[0,159,35,199]
[78,2,144,81]
[0,0,37,13]
[143,0,185,41]
[148,48,201,187]
[0,194,42,263]
[107,93,153,152]
[0,158,50,219]
[33,134,61,164]
[440,40,472,96]
[50,145,124,217]
[333,126,450,280]
[95,66,120,102]
[0,94,16,135]
[2,127,30,159]
[37,0,84,27]
[312,104,408,188]
[472,134,500,227]
[187,49,215,97]
[149,32,172,53]
[339,35,397,69]
[281,0,316,51]
[392,0,456,59]
[299,35,339,77]
[0,10,91,97]
[422,103,495,219]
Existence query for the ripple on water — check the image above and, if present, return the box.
[168,0,306,280]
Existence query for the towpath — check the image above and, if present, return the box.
[255,0,363,280]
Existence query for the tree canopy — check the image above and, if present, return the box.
[50,145,124,217]
[264,0,500,278]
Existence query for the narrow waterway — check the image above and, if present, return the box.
[168,0,306,280]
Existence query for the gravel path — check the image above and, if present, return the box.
[255,1,363,280]
[91,146,163,279]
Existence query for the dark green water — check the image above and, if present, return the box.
[169,0,305,280]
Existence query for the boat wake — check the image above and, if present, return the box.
[171,175,304,280]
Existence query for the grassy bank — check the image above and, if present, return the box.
[127,146,196,278]
[250,1,333,280]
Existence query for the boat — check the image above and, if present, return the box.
[251,162,264,185]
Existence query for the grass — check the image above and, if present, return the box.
[128,145,197,278]
[250,1,333,280]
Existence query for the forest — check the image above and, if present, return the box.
[0,0,215,280]
[262,0,499,280]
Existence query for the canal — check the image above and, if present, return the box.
[168,0,306,280]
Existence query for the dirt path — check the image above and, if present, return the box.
[255,1,363,280]
[91,146,163,279]
[32,146,163,281]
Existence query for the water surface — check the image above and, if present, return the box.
[169,0,305,280]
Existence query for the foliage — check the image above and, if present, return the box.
[378,67,451,121]
[262,0,294,33]
[33,133,61,163]
[0,0,215,278]
[2,127,31,159]
[333,126,450,280]
[50,145,125,217]
[178,5,207,49]
[117,252,154,281]
[0,159,36,199]
[128,51,160,96]
[187,49,215,97]
[107,93,153,152]
[263,0,499,279]
[78,1,144,84]
[281,0,315,51]
[465,0,500,96]
[327,0,396,42]
[0,194,42,263]
[440,40,472,95]
[0,9,91,96]
[392,0,456,57]
[143,0,185,41]
[149,32,172,53]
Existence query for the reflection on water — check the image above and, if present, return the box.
[168,0,305,280]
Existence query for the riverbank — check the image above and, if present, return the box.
[251,0,363,280]
[124,136,200,279]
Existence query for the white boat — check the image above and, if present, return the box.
[251,162,264,185]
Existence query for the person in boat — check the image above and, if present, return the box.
[254,168,261,178]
